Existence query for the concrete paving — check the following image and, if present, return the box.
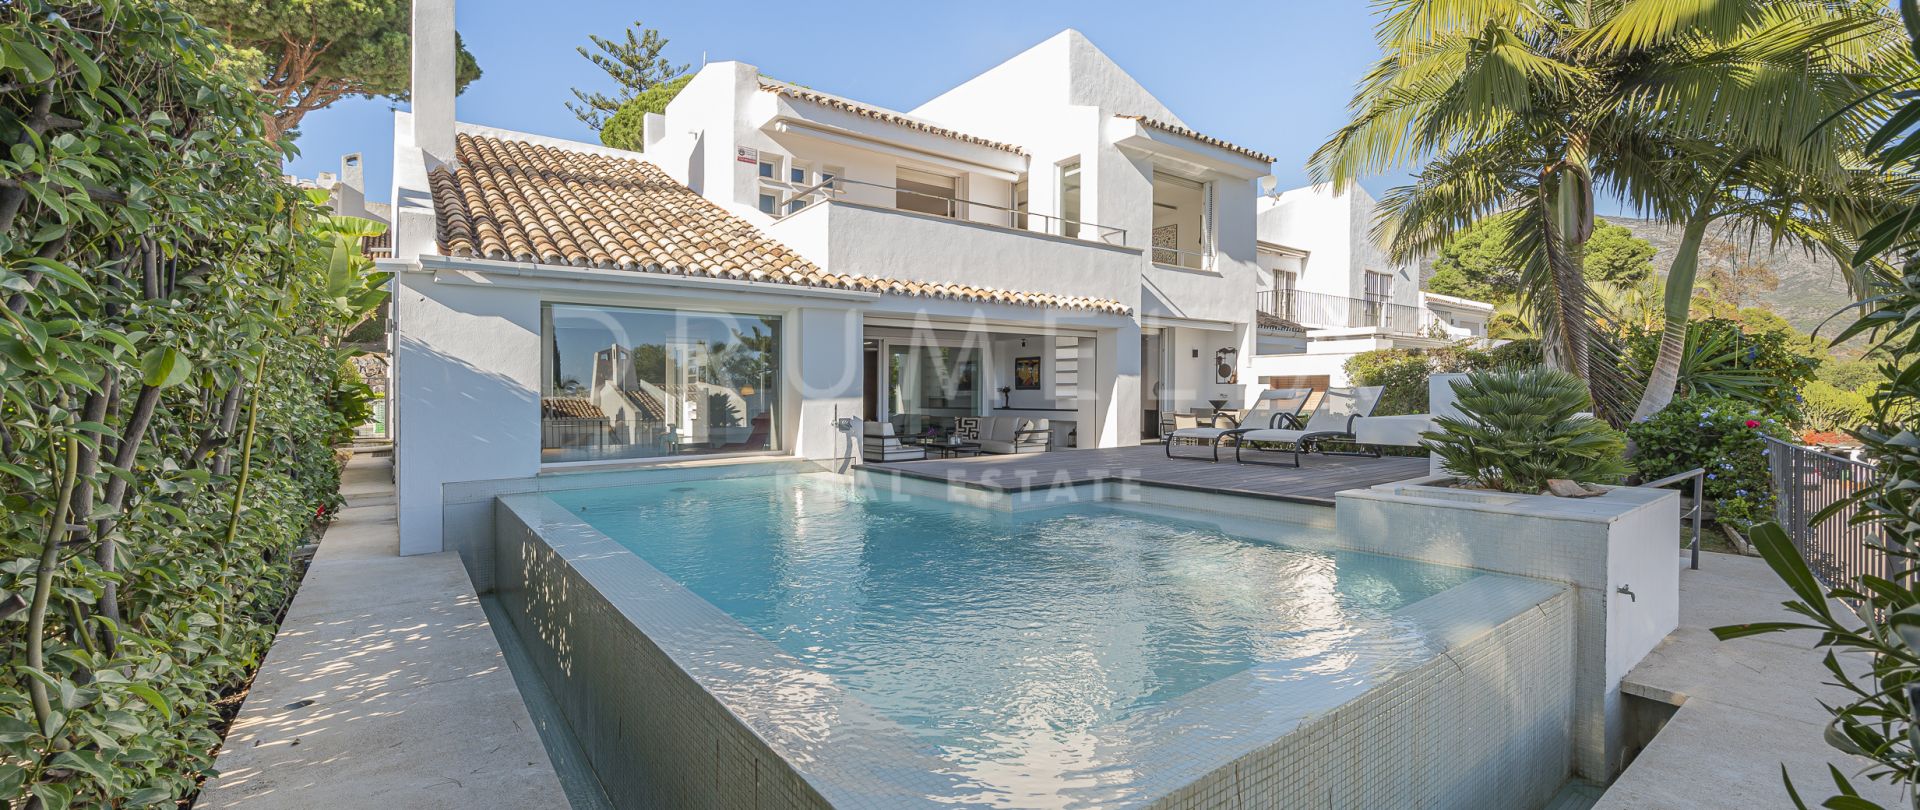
[1596,552,1907,809]
[197,454,564,809]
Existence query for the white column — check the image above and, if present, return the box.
[1428,372,1467,477]
[791,307,863,467]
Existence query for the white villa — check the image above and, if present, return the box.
[1251,182,1496,391]
[381,18,1493,554]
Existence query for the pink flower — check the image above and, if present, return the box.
[1744,420,1760,428]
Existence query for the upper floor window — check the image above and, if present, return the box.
[1011,178,1029,230]
[1364,270,1393,304]
[1151,171,1210,270]
[756,154,783,215]
[896,167,959,218]
[1059,160,1082,239]
[1362,270,1395,328]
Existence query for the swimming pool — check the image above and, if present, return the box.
[494,471,1575,809]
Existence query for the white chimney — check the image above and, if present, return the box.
[333,153,371,219]
[410,0,456,163]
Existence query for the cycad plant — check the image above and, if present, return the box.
[1315,0,1910,422]
[1424,366,1632,493]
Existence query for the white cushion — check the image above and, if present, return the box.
[1235,428,1307,445]
[1353,415,1432,447]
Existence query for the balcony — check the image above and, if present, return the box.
[776,177,1127,246]
[765,184,1142,307]
[1257,288,1454,339]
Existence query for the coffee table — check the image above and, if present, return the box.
[918,441,982,459]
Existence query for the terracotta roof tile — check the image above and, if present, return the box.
[431,134,1127,315]
[759,81,1026,156]
[1256,311,1306,333]
[541,397,605,419]
[1116,115,1274,164]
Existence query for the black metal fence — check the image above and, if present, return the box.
[1766,436,1884,589]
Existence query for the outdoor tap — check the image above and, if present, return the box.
[1616,584,1636,602]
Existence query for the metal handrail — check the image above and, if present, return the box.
[775,176,1128,246]
[1257,288,1455,339]
[1765,435,1883,603]
[1644,468,1707,570]
[1151,244,1211,270]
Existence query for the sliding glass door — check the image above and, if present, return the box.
[885,344,980,437]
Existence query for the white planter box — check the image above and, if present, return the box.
[1334,479,1680,781]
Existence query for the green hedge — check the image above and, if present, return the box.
[0,2,381,804]
[1343,339,1542,416]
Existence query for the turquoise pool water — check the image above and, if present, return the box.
[549,476,1480,800]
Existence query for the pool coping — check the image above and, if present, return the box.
[860,463,1345,508]
[497,474,1571,808]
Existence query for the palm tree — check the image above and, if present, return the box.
[1314,0,1908,421]
[1627,144,1896,419]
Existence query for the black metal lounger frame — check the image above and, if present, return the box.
[1164,411,1299,463]
[1230,413,1383,467]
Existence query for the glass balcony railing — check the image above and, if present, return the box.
[774,177,1128,246]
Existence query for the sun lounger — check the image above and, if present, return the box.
[1165,388,1311,462]
[1231,386,1385,467]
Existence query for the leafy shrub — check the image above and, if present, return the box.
[1622,317,1819,422]
[1344,339,1542,416]
[1626,396,1791,530]
[1815,356,1881,391]
[1799,380,1873,432]
[0,2,383,804]
[1424,367,1632,492]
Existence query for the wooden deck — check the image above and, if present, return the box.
[867,444,1432,506]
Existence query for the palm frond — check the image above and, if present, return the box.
[1574,0,1771,54]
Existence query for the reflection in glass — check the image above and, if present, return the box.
[886,345,979,437]
[541,303,780,463]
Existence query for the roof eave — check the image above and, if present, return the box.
[1109,118,1271,179]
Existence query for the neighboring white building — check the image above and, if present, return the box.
[383,2,1304,554]
[1247,183,1494,390]
[288,152,393,257]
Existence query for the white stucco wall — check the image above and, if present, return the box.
[391,257,881,554]
[1258,183,1419,312]
[769,201,1143,309]
[392,266,544,555]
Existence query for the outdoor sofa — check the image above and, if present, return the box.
[955,415,1051,454]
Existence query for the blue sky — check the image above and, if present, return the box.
[283,0,1399,203]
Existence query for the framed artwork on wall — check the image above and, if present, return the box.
[1014,356,1042,390]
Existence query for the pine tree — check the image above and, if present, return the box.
[568,21,687,131]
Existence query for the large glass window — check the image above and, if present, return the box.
[541,303,781,463]
[1151,171,1209,269]
[896,167,958,217]
[886,345,979,433]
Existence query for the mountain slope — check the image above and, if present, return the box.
[1600,216,1857,337]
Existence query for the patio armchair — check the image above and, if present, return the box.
[1231,386,1386,467]
[1165,388,1311,462]
[969,416,1051,454]
[861,420,927,463]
